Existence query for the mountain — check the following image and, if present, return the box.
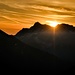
[1,22,75,72]
[30,22,51,31]
[16,22,75,37]
[16,22,52,37]
[0,29,68,72]
[15,22,75,63]
[57,23,75,31]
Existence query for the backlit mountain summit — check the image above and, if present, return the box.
[0,22,75,72]
[16,22,75,37]
[15,22,75,63]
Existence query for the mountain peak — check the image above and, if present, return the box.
[57,23,75,31]
[30,22,52,32]
[30,22,42,29]
[34,22,42,26]
[15,22,75,37]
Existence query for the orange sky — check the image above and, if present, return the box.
[0,0,75,35]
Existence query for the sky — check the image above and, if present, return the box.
[0,0,75,35]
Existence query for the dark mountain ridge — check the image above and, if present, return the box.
[0,22,75,72]
[15,22,75,64]
[57,23,75,31]
[0,29,68,72]
[16,22,75,37]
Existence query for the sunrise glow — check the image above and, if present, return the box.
[0,0,75,34]
[46,21,60,27]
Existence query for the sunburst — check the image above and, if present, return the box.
[46,21,60,27]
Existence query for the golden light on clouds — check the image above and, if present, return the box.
[0,0,75,34]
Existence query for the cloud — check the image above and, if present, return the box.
[1,15,27,24]
[0,3,25,13]
[0,0,75,35]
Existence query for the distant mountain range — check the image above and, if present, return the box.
[0,28,64,71]
[0,22,75,72]
[15,22,75,62]
[16,22,75,37]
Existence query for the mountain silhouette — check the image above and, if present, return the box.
[57,23,75,31]
[0,22,75,72]
[0,29,9,36]
[16,22,51,37]
[0,29,68,72]
[30,22,51,31]
[16,22,75,37]
[15,22,75,63]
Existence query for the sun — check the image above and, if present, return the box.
[46,21,60,27]
[50,21,59,27]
